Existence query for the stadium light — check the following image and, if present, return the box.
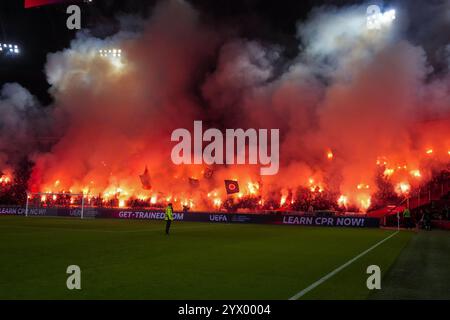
[98,48,122,58]
[98,48,125,70]
[381,9,396,24]
[0,43,20,56]
[367,7,396,30]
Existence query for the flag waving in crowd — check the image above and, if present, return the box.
[188,177,200,188]
[224,180,239,195]
[203,167,214,179]
[139,166,151,190]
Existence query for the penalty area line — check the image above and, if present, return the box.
[288,230,400,300]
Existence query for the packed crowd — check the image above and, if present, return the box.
[1,165,449,216]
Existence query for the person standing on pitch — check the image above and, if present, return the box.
[403,207,412,229]
[165,203,174,235]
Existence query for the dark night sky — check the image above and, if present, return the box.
[0,0,366,104]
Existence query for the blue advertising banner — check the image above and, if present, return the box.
[93,208,380,228]
[0,206,380,228]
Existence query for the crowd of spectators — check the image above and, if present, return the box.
[1,164,449,218]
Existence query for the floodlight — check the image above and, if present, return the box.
[0,43,20,56]
[367,7,396,30]
[380,9,396,24]
[98,48,123,59]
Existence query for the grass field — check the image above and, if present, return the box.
[0,216,423,299]
[371,230,450,300]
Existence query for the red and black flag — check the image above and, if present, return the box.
[224,180,240,194]
[188,177,200,188]
[139,166,151,190]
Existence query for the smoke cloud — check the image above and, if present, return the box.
[0,83,48,176]
[1,0,448,210]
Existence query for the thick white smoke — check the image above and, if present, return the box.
[0,83,47,176]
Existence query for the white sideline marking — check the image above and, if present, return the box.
[288,231,399,300]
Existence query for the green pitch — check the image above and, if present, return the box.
[0,216,419,299]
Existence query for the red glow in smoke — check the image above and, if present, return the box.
[24,0,74,9]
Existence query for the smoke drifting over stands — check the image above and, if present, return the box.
[0,0,449,212]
